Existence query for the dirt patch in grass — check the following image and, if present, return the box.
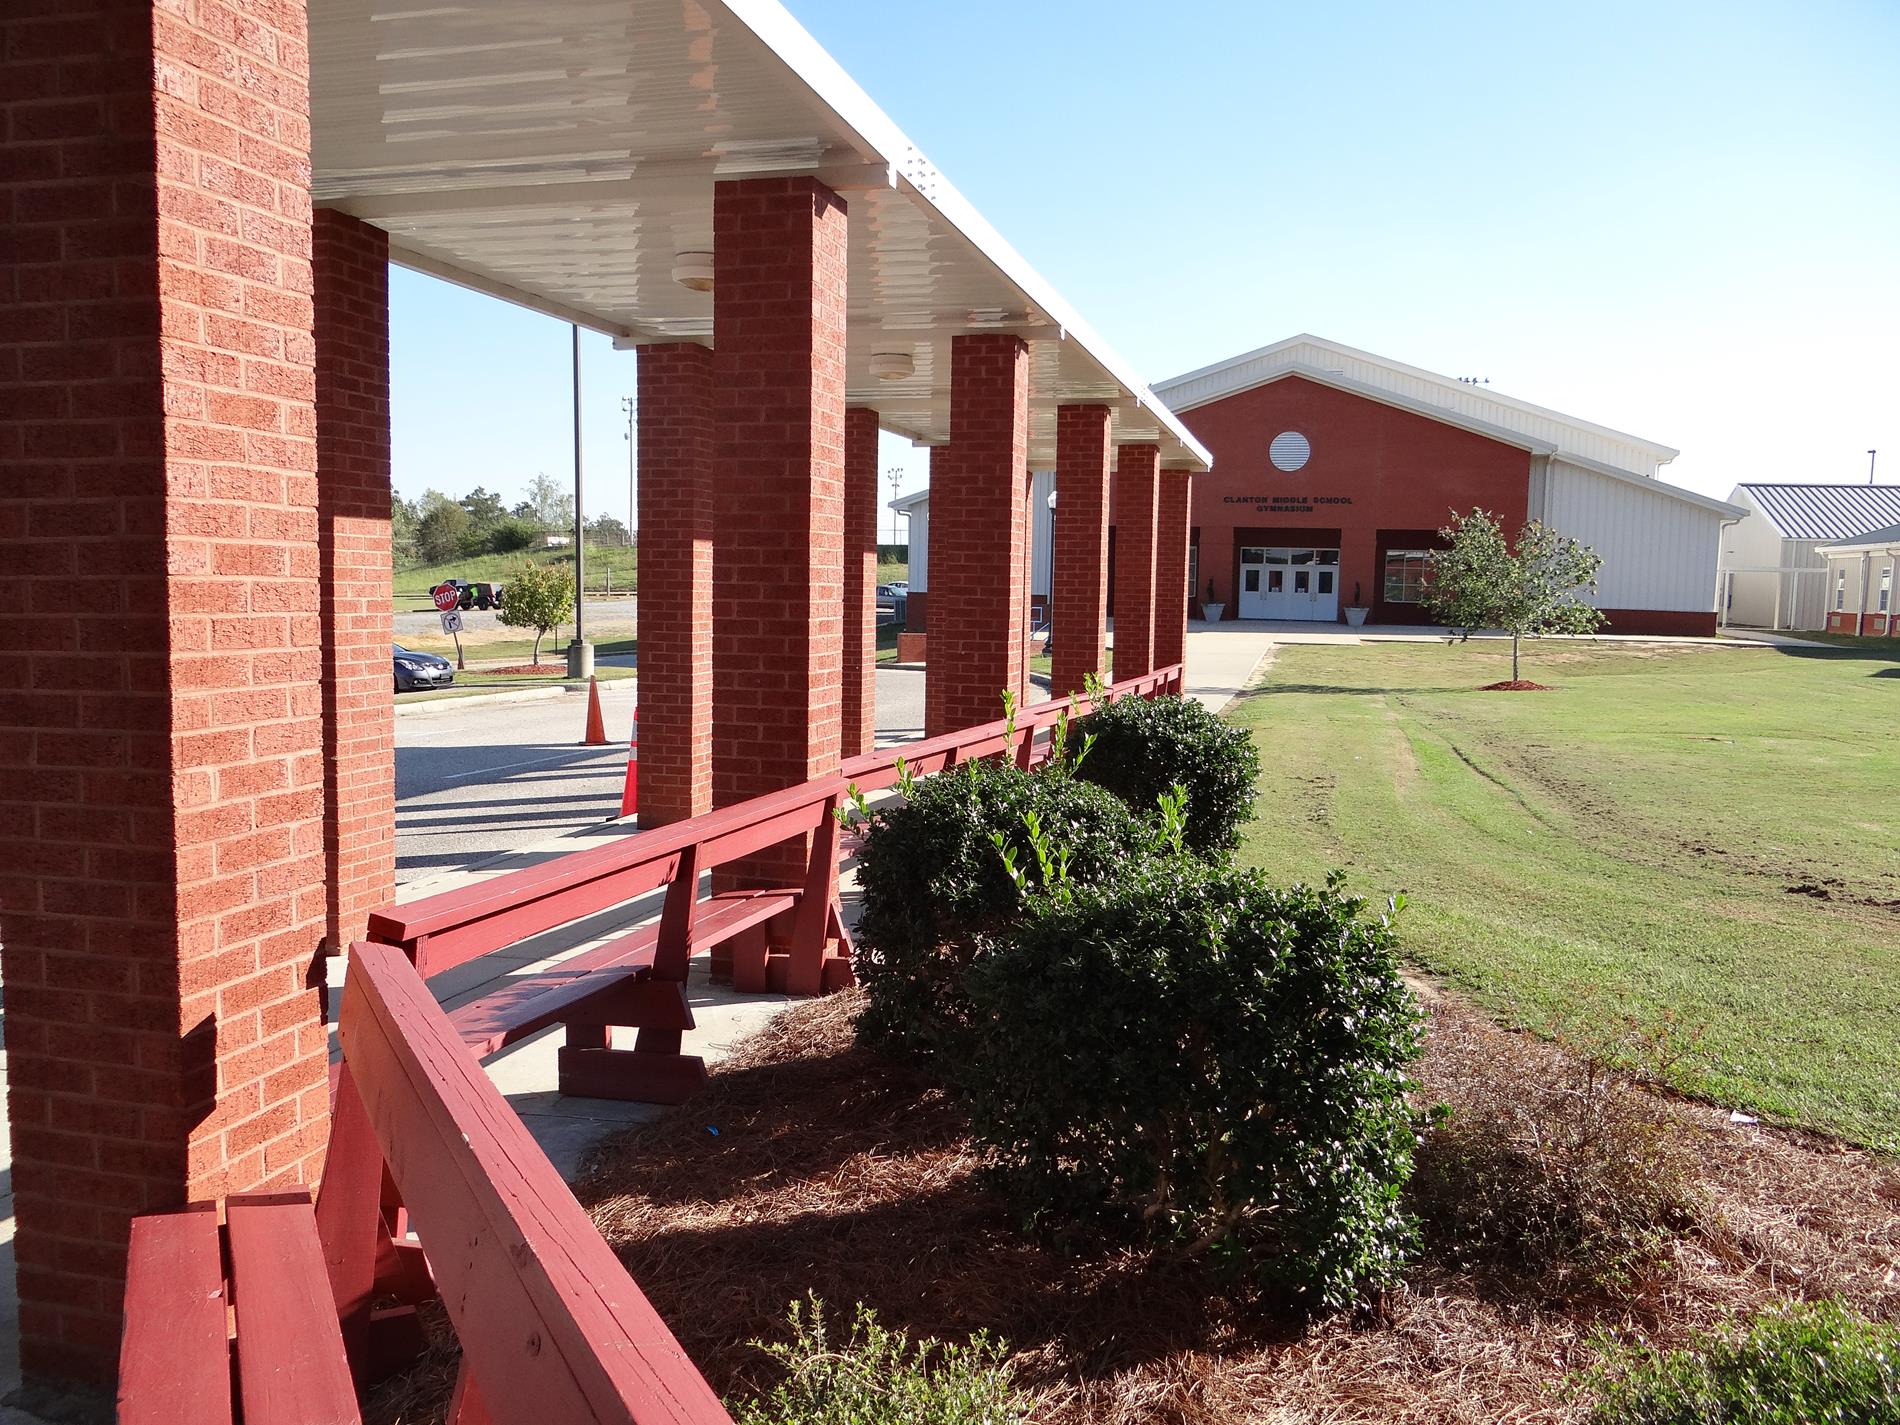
[541,987,1897,1424]
[1480,679,1553,691]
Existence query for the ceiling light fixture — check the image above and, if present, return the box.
[671,252,714,292]
[868,352,914,380]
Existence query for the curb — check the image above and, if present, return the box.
[395,681,613,716]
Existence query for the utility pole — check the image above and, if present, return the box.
[567,323,593,678]
[1870,450,1879,486]
[622,394,637,536]
[886,466,903,547]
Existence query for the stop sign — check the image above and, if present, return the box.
[431,582,460,612]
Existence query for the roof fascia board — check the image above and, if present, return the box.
[388,243,643,341]
[715,0,1211,472]
[1158,332,1679,464]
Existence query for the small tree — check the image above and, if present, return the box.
[497,558,575,665]
[1423,509,1606,683]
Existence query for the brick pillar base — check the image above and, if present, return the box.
[1112,445,1160,677]
[842,407,880,758]
[636,343,715,826]
[711,177,847,883]
[1154,469,1192,675]
[1051,404,1111,697]
[314,210,395,950]
[0,0,327,1384]
[925,335,1030,736]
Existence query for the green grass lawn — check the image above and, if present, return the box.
[1790,629,1900,655]
[1230,638,1900,1151]
[392,544,637,600]
[399,663,636,703]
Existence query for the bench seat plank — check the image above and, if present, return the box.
[228,1192,362,1425]
[118,1205,233,1425]
[445,890,796,1057]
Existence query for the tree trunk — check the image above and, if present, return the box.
[532,631,542,666]
[1512,631,1521,682]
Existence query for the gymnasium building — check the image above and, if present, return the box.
[901,334,1745,637]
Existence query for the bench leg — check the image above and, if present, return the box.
[556,980,709,1105]
[557,1045,709,1104]
[449,1360,494,1425]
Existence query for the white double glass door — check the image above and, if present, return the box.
[1237,546,1341,621]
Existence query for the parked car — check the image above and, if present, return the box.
[393,643,454,692]
[883,580,909,596]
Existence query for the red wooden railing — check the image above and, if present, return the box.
[368,663,1185,1017]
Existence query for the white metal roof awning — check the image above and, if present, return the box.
[307,0,1211,473]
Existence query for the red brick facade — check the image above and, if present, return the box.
[926,334,1030,734]
[1154,468,1192,673]
[313,209,394,951]
[711,177,847,878]
[1178,375,1530,624]
[636,342,715,826]
[843,406,880,757]
[0,0,328,1382]
[1112,445,1161,676]
[1050,404,1111,696]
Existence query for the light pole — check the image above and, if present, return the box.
[886,466,903,548]
[1044,487,1057,656]
[623,394,637,536]
[1870,450,1879,486]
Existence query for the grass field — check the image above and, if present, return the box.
[391,544,636,600]
[1230,638,1900,1151]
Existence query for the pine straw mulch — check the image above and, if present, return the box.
[367,983,1900,1424]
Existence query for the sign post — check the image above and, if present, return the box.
[432,584,466,669]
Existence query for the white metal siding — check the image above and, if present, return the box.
[1543,460,1723,613]
[904,503,928,593]
[1028,470,1055,597]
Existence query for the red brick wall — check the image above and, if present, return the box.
[0,0,327,1383]
[1178,375,1530,621]
[842,406,880,757]
[1599,609,1718,637]
[711,177,846,877]
[313,209,393,950]
[925,336,1030,734]
[1050,404,1111,697]
[636,342,715,826]
[1112,445,1160,675]
[1154,469,1192,673]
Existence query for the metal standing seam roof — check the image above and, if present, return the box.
[1821,521,1900,552]
[1733,484,1900,541]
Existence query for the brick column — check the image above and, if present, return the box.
[925,335,1030,736]
[0,0,327,1384]
[711,177,847,880]
[842,407,880,757]
[636,343,715,826]
[1154,468,1193,676]
[1112,444,1161,677]
[1050,405,1112,697]
[313,210,394,950]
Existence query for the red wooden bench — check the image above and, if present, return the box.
[118,939,734,1425]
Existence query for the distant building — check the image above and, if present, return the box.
[898,334,1745,636]
[1815,522,1900,636]
[1722,485,1900,630]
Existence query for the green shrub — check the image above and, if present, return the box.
[1581,1299,1900,1424]
[961,862,1424,1309]
[853,759,1145,1061]
[1073,692,1260,860]
[730,1296,1030,1425]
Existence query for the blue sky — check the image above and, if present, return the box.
[391,0,1900,516]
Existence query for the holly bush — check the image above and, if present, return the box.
[1072,693,1261,860]
[852,759,1144,1062]
[960,860,1424,1309]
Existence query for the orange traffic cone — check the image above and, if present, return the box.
[582,676,607,746]
[617,707,639,817]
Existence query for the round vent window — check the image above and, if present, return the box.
[1269,430,1311,473]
